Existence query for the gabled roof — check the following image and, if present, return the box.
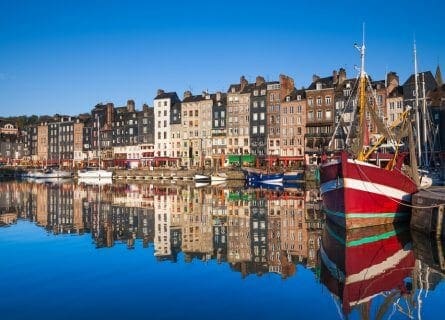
[154,91,180,101]
[306,76,335,90]
[388,85,404,97]
[402,71,436,87]
[283,88,306,101]
[227,83,255,94]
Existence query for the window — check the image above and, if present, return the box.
[252,126,258,134]
[316,97,322,106]
[325,110,332,120]
[259,125,265,133]
[316,82,322,90]
[253,101,258,108]
[308,111,314,120]
[308,98,314,107]
[325,96,331,105]
[253,113,258,121]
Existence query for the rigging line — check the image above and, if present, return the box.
[328,78,361,150]
[352,160,445,209]
[365,75,397,144]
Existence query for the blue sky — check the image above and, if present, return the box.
[0,0,444,117]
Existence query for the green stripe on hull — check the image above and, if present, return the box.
[347,228,408,247]
[325,217,410,247]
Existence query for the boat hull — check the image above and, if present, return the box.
[320,221,415,315]
[211,173,228,182]
[77,169,113,179]
[283,171,304,181]
[244,171,283,184]
[26,169,72,179]
[320,151,418,228]
[194,174,210,182]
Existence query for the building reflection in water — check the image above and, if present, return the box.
[1,180,445,318]
[0,181,324,277]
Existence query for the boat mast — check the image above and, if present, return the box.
[97,116,101,170]
[414,41,422,165]
[356,25,367,161]
[421,72,429,167]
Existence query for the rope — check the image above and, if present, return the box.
[352,159,445,209]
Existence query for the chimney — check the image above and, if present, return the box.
[106,103,114,125]
[280,74,294,96]
[127,99,135,112]
[338,68,347,85]
[312,74,320,82]
[332,70,338,85]
[255,76,265,86]
[183,90,192,99]
[386,71,399,94]
[240,76,248,92]
[386,72,399,86]
[157,89,165,97]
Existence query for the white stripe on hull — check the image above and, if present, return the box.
[345,243,412,284]
[320,177,412,202]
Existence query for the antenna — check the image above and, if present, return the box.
[354,23,366,77]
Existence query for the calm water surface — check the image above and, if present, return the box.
[0,180,444,320]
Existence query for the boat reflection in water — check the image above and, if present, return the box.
[320,221,416,318]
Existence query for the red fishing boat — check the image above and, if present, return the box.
[320,36,419,228]
[320,221,415,316]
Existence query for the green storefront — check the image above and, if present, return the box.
[227,154,256,166]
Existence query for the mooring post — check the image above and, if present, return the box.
[436,205,444,240]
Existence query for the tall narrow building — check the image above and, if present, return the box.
[153,90,181,167]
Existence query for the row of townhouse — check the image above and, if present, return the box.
[1,67,444,168]
[154,67,445,169]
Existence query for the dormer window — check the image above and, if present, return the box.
[231,87,236,93]
[297,95,301,101]
[316,82,322,90]
[346,82,351,89]
[254,90,258,96]
[286,96,291,102]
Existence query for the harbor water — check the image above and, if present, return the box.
[1,180,444,320]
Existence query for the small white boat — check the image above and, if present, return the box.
[194,174,210,181]
[26,168,72,179]
[211,172,228,182]
[195,181,210,188]
[77,168,113,179]
[78,176,113,185]
[211,180,227,186]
